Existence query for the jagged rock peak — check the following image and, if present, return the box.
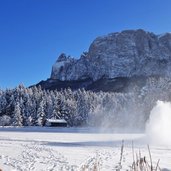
[51,53,76,80]
[51,29,171,81]
[56,53,68,62]
[56,53,74,62]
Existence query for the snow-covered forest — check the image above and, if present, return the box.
[0,76,171,128]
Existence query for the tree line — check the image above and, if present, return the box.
[0,76,171,129]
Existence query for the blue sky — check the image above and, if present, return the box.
[0,0,171,89]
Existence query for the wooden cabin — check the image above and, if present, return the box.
[46,119,67,127]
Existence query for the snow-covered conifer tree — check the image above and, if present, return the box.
[37,100,46,126]
[13,101,23,126]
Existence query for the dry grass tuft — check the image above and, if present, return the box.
[130,143,161,171]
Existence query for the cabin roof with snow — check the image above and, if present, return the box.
[46,119,67,124]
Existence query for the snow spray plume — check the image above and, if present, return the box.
[145,101,171,146]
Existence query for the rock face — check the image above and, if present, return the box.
[51,29,171,81]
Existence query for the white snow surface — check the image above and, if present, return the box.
[0,127,170,171]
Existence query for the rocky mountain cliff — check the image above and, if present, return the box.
[51,29,171,80]
[37,29,171,91]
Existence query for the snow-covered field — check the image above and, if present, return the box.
[0,127,170,171]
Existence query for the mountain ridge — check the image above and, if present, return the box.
[35,29,171,91]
